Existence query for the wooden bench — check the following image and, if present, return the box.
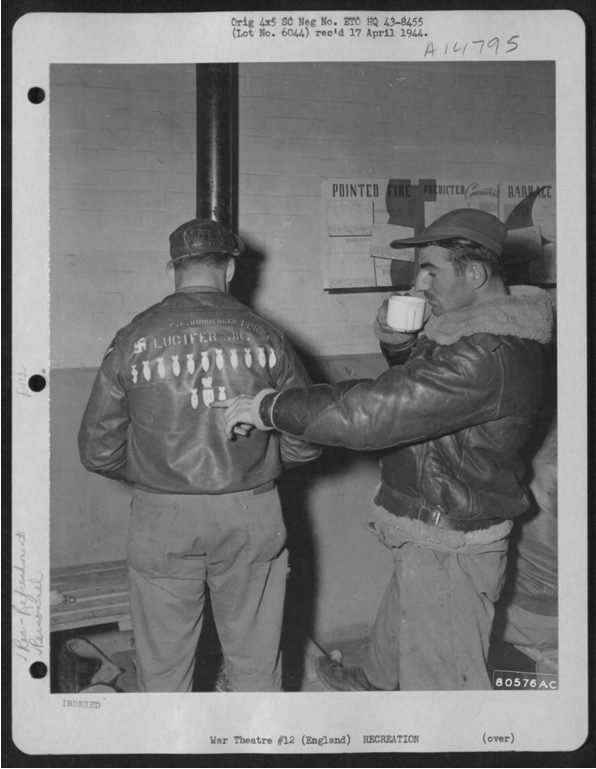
[50,560,132,633]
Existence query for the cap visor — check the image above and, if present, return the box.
[389,235,433,249]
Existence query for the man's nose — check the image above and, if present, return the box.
[414,271,429,291]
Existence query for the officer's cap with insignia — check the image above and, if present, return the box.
[169,219,245,262]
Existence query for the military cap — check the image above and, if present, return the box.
[390,208,507,256]
[169,219,245,261]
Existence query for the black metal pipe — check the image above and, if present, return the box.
[195,63,239,229]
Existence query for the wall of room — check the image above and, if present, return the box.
[49,61,555,642]
[237,61,555,357]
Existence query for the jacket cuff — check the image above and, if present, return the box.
[373,318,418,348]
[250,388,278,431]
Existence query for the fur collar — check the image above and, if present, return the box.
[424,285,554,346]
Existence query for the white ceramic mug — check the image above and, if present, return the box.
[386,294,426,332]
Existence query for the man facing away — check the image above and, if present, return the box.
[216,209,554,691]
[78,219,320,692]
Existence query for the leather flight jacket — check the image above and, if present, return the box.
[255,327,548,529]
[79,289,320,494]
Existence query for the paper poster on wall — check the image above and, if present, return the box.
[323,178,555,290]
[500,181,556,284]
[327,199,374,237]
[322,179,385,289]
[322,178,501,289]
[374,179,500,289]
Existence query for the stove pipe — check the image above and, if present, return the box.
[195,64,239,229]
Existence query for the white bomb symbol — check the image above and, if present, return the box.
[131,364,138,384]
[268,348,277,369]
[218,386,227,400]
[215,349,224,370]
[191,388,199,409]
[157,357,166,379]
[200,351,210,372]
[172,355,180,376]
[230,349,239,369]
[186,353,195,374]
[258,347,267,367]
[244,348,252,368]
[142,361,151,381]
[202,377,214,407]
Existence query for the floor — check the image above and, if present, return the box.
[107,630,369,693]
[52,622,535,693]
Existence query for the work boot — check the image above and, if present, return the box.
[315,656,382,691]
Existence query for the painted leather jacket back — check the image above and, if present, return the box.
[79,289,320,494]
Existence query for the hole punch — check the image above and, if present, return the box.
[29,661,48,679]
[28,375,46,392]
[27,87,46,104]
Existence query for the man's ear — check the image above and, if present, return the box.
[467,261,489,289]
[226,257,236,284]
[166,260,175,284]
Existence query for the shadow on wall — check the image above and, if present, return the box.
[229,241,264,309]
[229,239,342,384]
[279,447,372,625]
[278,445,379,682]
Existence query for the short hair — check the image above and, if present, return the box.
[172,252,231,271]
[424,237,506,278]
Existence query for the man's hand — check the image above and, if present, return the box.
[211,395,257,439]
[374,295,419,346]
[375,298,394,335]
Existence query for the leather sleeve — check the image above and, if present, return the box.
[272,338,322,468]
[259,337,509,451]
[380,337,417,367]
[77,341,131,481]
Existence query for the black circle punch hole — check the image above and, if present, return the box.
[28,87,45,104]
[28,375,46,392]
[29,661,48,679]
